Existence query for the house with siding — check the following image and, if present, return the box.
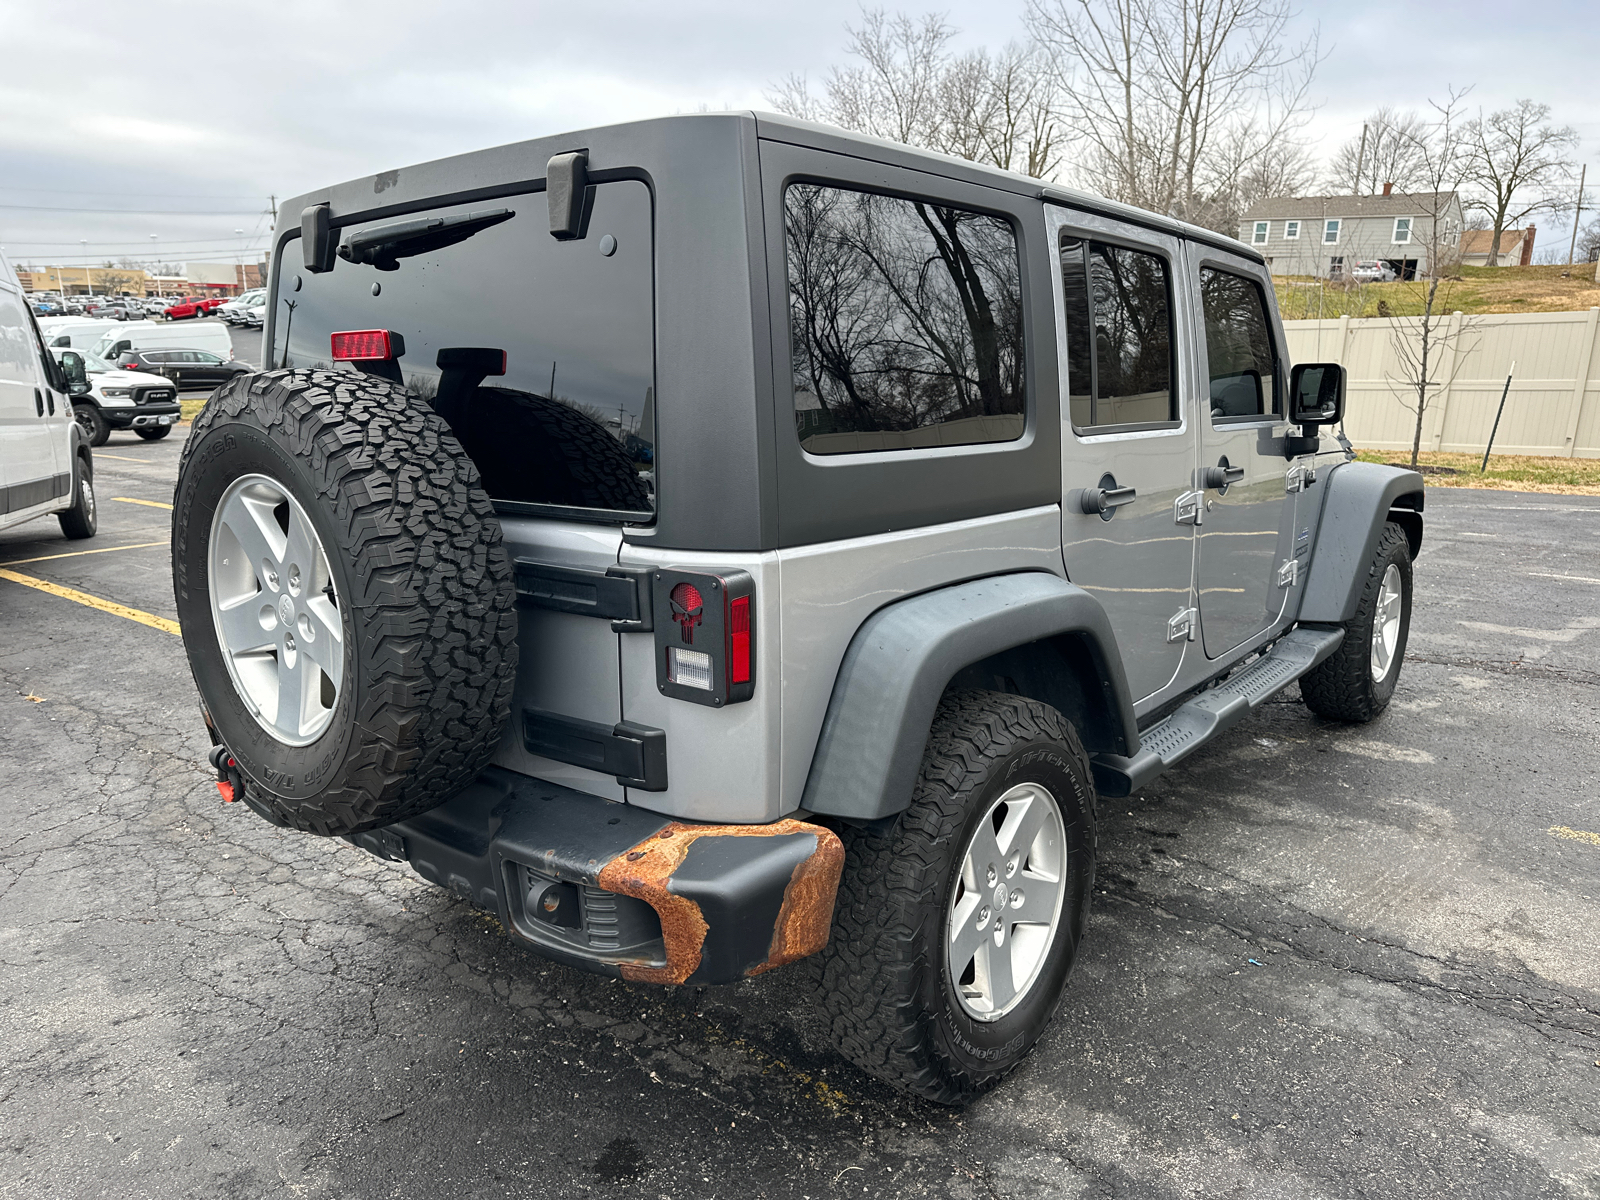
[1239,186,1464,280]
[1459,226,1536,267]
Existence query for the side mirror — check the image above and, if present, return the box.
[1289,362,1345,426]
[60,351,91,396]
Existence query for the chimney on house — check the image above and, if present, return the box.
[1521,224,1536,266]
[1382,181,1394,196]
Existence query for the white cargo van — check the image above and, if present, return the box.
[91,320,235,365]
[39,317,127,351]
[0,251,97,539]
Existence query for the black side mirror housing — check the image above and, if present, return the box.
[1289,362,1345,426]
[59,351,91,396]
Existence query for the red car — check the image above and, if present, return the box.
[162,295,226,320]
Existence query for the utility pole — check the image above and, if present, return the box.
[1568,164,1587,267]
[1353,123,1369,194]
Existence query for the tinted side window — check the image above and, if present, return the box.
[785,183,1025,455]
[273,182,656,518]
[1060,236,1175,430]
[1200,267,1278,420]
[0,291,38,384]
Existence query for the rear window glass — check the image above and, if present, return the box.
[272,182,656,520]
[785,183,1025,455]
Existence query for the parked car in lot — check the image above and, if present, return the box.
[51,347,182,445]
[91,318,236,366]
[172,114,1423,1105]
[243,297,266,327]
[1350,260,1397,283]
[39,317,131,351]
[218,289,265,324]
[113,348,250,391]
[162,295,224,320]
[86,300,142,320]
[0,253,97,539]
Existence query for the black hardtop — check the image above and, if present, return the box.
[265,112,1261,553]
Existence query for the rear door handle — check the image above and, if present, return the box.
[1078,477,1137,518]
[1201,461,1245,489]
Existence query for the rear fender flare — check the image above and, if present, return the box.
[1298,461,1424,625]
[800,572,1136,821]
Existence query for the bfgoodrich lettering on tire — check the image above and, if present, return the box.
[810,689,1096,1103]
[171,368,518,835]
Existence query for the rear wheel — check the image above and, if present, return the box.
[73,403,109,448]
[811,690,1097,1103]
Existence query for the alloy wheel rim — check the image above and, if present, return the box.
[207,473,344,746]
[946,781,1068,1021]
[1370,563,1403,682]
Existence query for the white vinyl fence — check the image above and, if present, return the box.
[1283,308,1600,457]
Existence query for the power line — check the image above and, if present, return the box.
[0,203,268,215]
[0,240,272,251]
[0,185,263,199]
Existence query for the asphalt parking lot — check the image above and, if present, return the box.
[1,394,1597,1196]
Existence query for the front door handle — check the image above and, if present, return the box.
[1201,458,1245,490]
[1078,473,1137,519]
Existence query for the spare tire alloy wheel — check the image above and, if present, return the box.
[172,368,519,835]
[209,474,343,746]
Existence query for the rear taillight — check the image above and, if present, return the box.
[330,329,405,361]
[122,362,138,370]
[653,569,755,707]
[729,596,751,685]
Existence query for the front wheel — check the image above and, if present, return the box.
[136,425,171,441]
[58,453,96,540]
[811,690,1097,1103]
[1300,521,1413,721]
[73,403,109,448]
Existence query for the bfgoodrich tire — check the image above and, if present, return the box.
[1300,520,1413,722]
[171,368,519,835]
[810,690,1097,1104]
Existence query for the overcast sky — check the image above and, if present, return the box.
[3,0,1596,272]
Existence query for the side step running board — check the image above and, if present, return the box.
[1090,625,1345,797]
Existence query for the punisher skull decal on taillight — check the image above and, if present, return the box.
[652,568,755,707]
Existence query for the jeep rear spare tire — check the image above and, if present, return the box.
[171,368,519,835]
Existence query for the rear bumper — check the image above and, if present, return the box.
[346,767,844,986]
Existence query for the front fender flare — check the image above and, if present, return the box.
[1298,461,1424,625]
[800,572,1136,821]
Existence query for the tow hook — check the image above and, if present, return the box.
[207,744,245,804]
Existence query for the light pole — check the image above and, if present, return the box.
[150,235,159,297]
[234,228,245,293]
[80,239,90,297]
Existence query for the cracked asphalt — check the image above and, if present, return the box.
[1,386,1597,1198]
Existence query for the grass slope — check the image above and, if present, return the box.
[1277,264,1600,320]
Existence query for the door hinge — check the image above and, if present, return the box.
[1167,606,1198,642]
[1276,558,1300,589]
[1285,464,1315,493]
[1173,491,1204,526]
[514,561,653,632]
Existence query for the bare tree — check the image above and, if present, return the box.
[1382,90,1477,468]
[1462,99,1579,266]
[1024,0,1320,229]
[1576,216,1600,264]
[1327,107,1429,195]
[769,10,1065,180]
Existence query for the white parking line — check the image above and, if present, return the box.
[1528,572,1600,585]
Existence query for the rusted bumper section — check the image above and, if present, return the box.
[347,766,843,986]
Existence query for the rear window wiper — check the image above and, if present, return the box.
[338,208,515,271]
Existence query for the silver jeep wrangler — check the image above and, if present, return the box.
[170,113,1422,1103]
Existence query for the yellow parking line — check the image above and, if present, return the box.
[0,540,168,568]
[0,568,181,637]
[1549,826,1600,847]
[113,497,173,510]
[95,453,158,463]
